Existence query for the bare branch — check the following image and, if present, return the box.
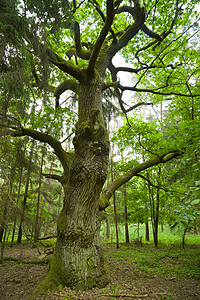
[141,24,162,41]
[125,102,152,113]
[61,132,74,144]
[118,84,200,98]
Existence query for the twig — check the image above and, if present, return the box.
[95,293,149,298]
[52,292,167,298]
[37,235,57,240]
[95,292,167,298]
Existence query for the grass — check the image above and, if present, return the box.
[103,243,200,280]
[101,222,200,280]
[100,221,200,247]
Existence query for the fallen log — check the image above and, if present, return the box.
[38,247,54,260]
[3,257,48,264]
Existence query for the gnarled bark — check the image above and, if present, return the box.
[36,73,110,291]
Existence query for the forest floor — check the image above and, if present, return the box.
[0,242,199,300]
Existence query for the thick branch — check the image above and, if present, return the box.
[46,48,83,82]
[42,173,62,183]
[89,0,116,39]
[116,5,162,41]
[99,150,183,210]
[141,24,162,42]
[55,79,78,108]
[135,1,181,64]
[74,22,91,60]
[108,1,145,59]
[87,0,114,72]
[11,127,70,173]
[107,62,152,114]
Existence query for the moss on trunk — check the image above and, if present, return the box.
[35,74,110,294]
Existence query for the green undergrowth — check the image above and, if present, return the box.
[103,243,200,280]
[100,222,200,246]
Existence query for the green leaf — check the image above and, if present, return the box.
[191,199,200,205]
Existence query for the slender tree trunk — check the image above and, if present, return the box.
[124,193,129,243]
[106,216,110,239]
[150,166,161,248]
[145,198,149,242]
[137,223,140,241]
[43,157,55,237]
[11,166,23,246]
[113,191,119,249]
[0,163,14,243]
[147,170,159,248]
[17,140,34,243]
[142,155,149,241]
[0,197,8,243]
[111,157,119,249]
[182,228,187,249]
[34,149,44,243]
[0,222,8,264]
[145,221,149,241]
[38,75,110,291]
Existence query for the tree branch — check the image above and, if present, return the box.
[99,149,183,210]
[9,126,71,173]
[125,102,152,113]
[46,48,84,82]
[118,84,200,98]
[74,22,91,60]
[87,0,115,72]
[89,0,116,38]
[42,173,62,183]
[135,0,182,64]
[54,79,78,109]
[141,24,162,41]
[116,5,162,41]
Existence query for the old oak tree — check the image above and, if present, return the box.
[0,0,199,292]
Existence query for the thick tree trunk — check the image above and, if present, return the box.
[37,75,110,291]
